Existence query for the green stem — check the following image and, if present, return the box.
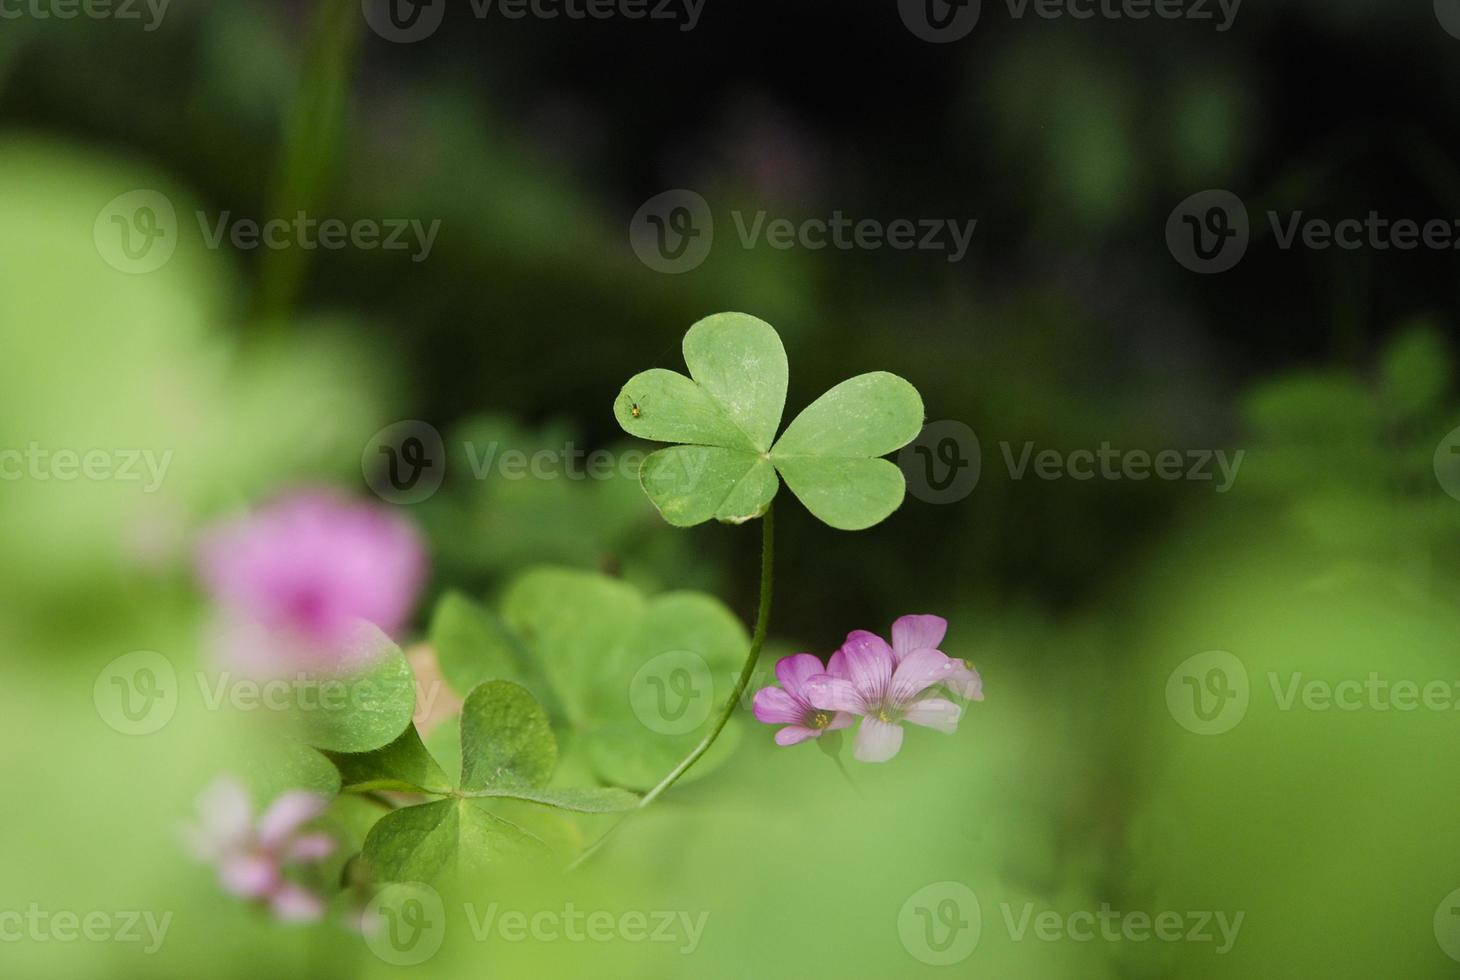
[569,503,776,870]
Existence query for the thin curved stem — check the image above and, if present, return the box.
[569,503,775,870]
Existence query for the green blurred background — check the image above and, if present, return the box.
[5,1,1460,976]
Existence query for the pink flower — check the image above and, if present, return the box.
[889,614,984,702]
[804,615,979,763]
[182,776,335,923]
[752,653,856,745]
[197,489,426,672]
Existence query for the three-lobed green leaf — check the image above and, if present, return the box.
[333,678,636,883]
[614,312,925,530]
[427,570,751,792]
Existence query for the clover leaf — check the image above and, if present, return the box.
[614,312,925,530]
[331,681,637,883]
[425,570,750,790]
[285,623,418,754]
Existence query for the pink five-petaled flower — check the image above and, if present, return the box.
[182,776,336,923]
[752,653,856,745]
[804,615,980,763]
[197,489,426,673]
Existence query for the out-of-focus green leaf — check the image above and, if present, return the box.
[430,591,529,698]
[286,625,417,753]
[1379,321,1450,421]
[324,724,452,795]
[502,567,645,721]
[361,798,542,882]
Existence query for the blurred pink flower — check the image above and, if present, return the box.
[805,616,975,763]
[197,489,426,672]
[182,776,335,923]
[752,653,856,746]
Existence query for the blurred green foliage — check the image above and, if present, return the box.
[4,4,1460,978]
